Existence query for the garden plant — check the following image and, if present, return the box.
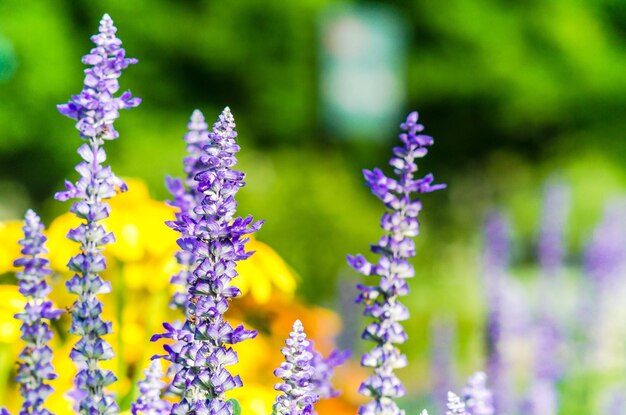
[3,10,626,415]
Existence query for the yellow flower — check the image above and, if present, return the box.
[0,178,357,414]
[0,221,23,274]
[0,285,25,343]
[236,239,297,303]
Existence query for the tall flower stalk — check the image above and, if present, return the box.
[307,343,350,401]
[152,108,262,415]
[55,13,140,414]
[273,320,320,415]
[462,372,494,415]
[347,111,445,415]
[166,110,211,314]
[431,320,456,415]
[482,211,511,414]
[131,360,171,415]
[14,210,63,415]
[447,392,468,415]
[531,182,570,415]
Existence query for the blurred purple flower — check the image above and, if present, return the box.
[152,108,261,415]
[13,210,63,415]
[307,341,350,401]
[132,360,171,415]
[482,211,511,414]
[537,182,570,276]
[54,13,140,414]
[166,110,211,314]
[462,372,494,415]
[532,181,570,415]
[431,320,456,415]
[447,392,468,415]
[584,200,626,288]
[347,111,445,415]
[273,320,320,415]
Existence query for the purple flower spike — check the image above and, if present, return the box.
[584,200,626,289]
[56,14,140,414]
[14,210,63,415]
[537,182,569,276]
[166,110,210,314]
[532,181,569,415]
[307,342,350,401]
[462,372,494,415]
[431,321,456,415]
[447,392,468,415]
[482,211,511,414]
[348,111,444,415]
[153,108,261,415]
[273,320,320,415]
[131,360,172,415]
[57,13,140,143]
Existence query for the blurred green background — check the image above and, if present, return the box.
[2,0,626,410]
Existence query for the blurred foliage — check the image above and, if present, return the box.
[1,0,626,301]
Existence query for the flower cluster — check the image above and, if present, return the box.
[307,343,350,400]
[55,13,140,414]
[131,360,171,415]
[166,110,211,313]
[462,372,494,415]
[446,392,468,415]
[13,210,63,415]
[152,108,262,415]
[347,111,445,415]
[3,12,468,415]
[482,212,510,414]
[273,320,320,415]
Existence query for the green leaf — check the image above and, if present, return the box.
[228,399,242,415]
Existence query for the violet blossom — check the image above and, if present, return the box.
[131,360,172,415]
[447,392,468,415]
[273,320,320,415]
[152,108,261,415]
[531,182,570,415]
[482,211,511,414]
[462,372,494,415]
[431,320,456,415]
[166,110,211,314]
[583,200,626,291]
[55,13,140,414]
[347,111,445,415]
[13,210,63,415]
[307,341,350,400]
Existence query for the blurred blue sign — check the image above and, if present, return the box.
[0,35,17,82]
[319,4,407,140]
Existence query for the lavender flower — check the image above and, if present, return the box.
[152,108,261,415]
[347,111,445,415]
[166,110,211,313]
[132,360,172,415]
[462,372,494,415]
[55,13,140,414]
[531,182,570,415]
[13,210,63,415]
[583,200,626,289]
[447,392,468,415]
[537,182,569,276]
[431,320,456,415]
[307,342,350,400]
[482,211,511,414]
[273,320,320,415]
